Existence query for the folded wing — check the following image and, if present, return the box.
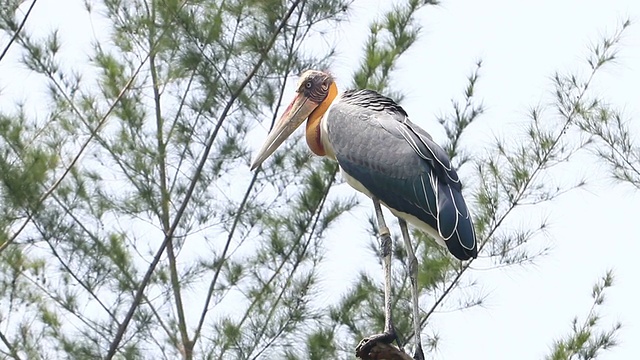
[327,90,477,260]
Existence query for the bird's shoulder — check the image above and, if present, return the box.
[337,89,408,118]
[328,89,460,186]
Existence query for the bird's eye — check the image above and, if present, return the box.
[305,81,312,89]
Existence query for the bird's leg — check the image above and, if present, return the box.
[375,199,395,337]
[399,218,425,360]
[356,198,401,358]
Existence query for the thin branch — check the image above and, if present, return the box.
[0,0,37,63]
[144,0,191,357]
[0,328,21,360]
[49,192,179,345]
[191,172,257,346]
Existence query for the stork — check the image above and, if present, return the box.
[250,70,477,360]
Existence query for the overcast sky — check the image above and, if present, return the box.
[2,1,640,359]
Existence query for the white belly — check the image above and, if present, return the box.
[340,168,446,247]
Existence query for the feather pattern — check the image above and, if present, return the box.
[326,89,477,260]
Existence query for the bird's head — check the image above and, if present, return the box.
[250,70,337,170]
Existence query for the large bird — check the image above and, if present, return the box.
[251,70,477,360]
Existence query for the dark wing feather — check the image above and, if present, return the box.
[328,90,477,260]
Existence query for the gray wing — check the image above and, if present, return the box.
[327,90,477,260]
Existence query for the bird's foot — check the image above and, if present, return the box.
[412,343,425,360]
[355,331,400,359]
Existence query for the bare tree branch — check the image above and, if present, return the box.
[0,0,37,64]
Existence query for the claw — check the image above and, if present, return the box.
[413,343,425,360]
[355,331,398,359]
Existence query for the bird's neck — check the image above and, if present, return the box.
[306,82,338,156]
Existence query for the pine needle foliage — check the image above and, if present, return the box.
[546,271,621,360]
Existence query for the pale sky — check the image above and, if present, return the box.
[2,1,640,359]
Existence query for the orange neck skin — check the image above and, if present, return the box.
[305,82,338,156]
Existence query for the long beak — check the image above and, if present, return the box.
[250,94,319,170]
